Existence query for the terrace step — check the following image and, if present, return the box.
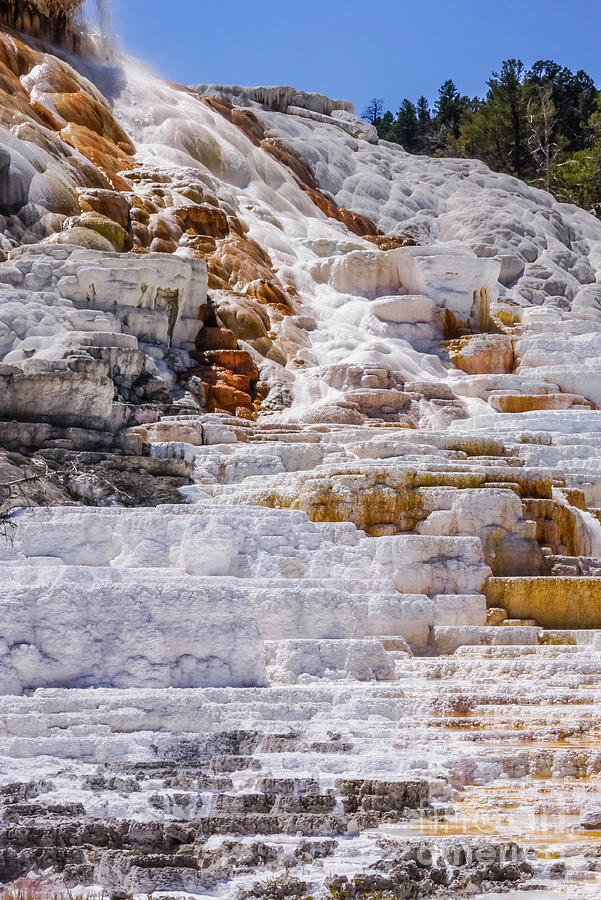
[431,625,541,655]
[487,390,593,414]
[2,504,489,599]
[452,643,585,658]
[539,628,599,645]
[486,576,601,628]
[541,554,601,576]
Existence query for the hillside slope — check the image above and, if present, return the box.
[0,24,600,899]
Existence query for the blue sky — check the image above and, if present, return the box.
[102,0,601,115]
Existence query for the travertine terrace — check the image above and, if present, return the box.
[0,13,600,900]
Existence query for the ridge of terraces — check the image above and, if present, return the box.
[0,22,601,899]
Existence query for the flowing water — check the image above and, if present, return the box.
[94,0,115,61]
[575,507,601,558]
[552,487,601,558]
[79,0,115,61]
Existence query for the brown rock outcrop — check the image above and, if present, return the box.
[78,188,132,230]
[300,182,380,237]
[191,349,260,418]
[50,91,134,154]
[172,204,230,239]
[205,233,296,314]
[61,211,131,251]
[196,326,238,352]
[0,0,84,48]
[0,30,135,242]
[364,234,417,251]
[261,136,318,188]
[60,123,135,177]
[447,333,515,375]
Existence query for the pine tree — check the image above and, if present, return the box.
[395,99,419,151]
[416,96,431,152]
[496,59,528,178]
[417,96,431,129]
[435,80,466,138]
[379,110,395,140]
[459,59,530,178]
[527,60,597,152]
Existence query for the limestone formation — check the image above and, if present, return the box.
[0,17,601,900]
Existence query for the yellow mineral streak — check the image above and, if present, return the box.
[446,332,515,375]
[490,393,592,414]
[523,499,582,556]
[486,576,601,628]
[256,471,425,532]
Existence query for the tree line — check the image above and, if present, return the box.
[363,60,601,215]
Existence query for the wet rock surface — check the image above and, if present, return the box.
[0,17,601,900]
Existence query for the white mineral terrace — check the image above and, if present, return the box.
[1,416,601,898]
[0,24,601,900]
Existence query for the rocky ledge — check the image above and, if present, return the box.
[0,16,600,900]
